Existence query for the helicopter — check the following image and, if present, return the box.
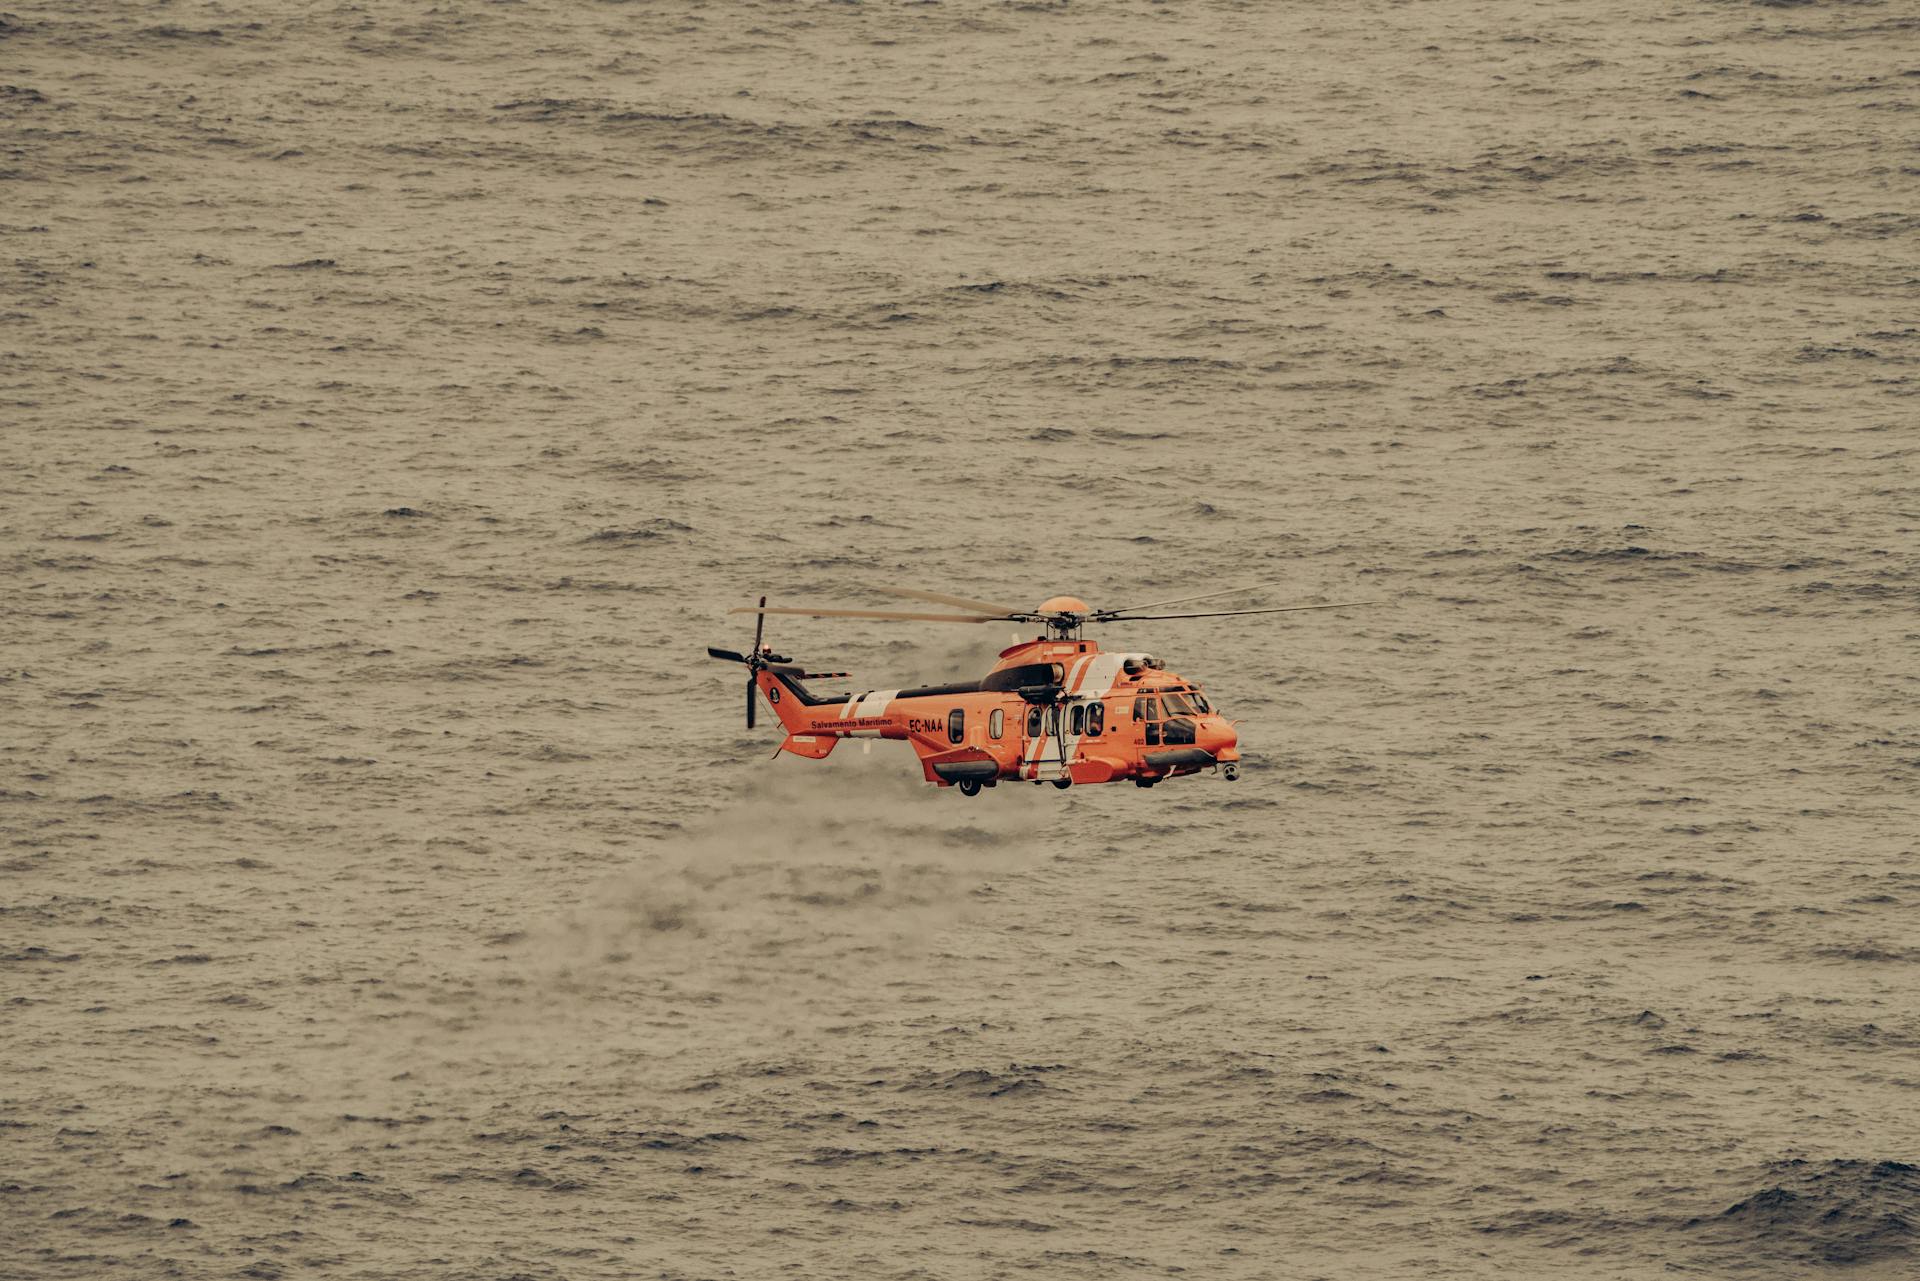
[707,585,1372,795]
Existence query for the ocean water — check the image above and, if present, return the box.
[3,1,1917,1276]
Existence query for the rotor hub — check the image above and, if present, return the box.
[1033,595,1089,638]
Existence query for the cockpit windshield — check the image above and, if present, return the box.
[1160,689,1211,716]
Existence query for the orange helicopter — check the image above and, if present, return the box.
[708,586,1371,795]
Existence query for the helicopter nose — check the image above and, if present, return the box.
[1202,718,1238,759]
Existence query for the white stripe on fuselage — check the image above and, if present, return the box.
[1022,652,1139,779]
[835,689,893,719]
[845,689,898,720]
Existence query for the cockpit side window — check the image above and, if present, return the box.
[1162,691,1197,717]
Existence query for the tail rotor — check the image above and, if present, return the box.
[708,595,780,729]
[747,595,767,727]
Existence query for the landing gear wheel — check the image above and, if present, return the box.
[958,778,982,797]
[1222,763,1239,782]
[1052,779,1071,790]
[1134,777,1158,788]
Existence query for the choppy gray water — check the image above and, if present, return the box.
[4,1,1918,1276]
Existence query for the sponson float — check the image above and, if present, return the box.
[708,586,1372,795]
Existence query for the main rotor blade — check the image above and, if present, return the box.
[707,646,747,663]
[751,593,767,656]
[746,674,756,729]
[729,606,1004,624]
[873,586,1024,616]
[1102,601,1379,621]
[1097,581,1287,617]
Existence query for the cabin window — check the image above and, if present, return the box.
[1070,704,1085,736]
[948,708,964,744]
[1048,705,1062,736]
[1088,702,1105,736]
[1026,705,1043,737]
[989,708,1003,739]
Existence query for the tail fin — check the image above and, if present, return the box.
[754,668,818,735]
[711,601,854,746]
